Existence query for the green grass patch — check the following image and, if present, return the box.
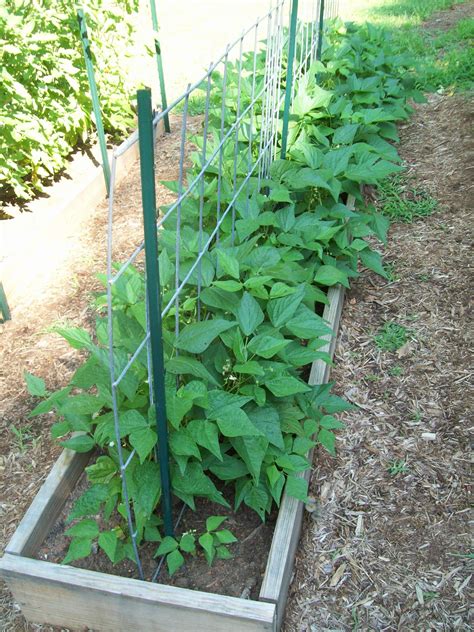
[347,1,473,92]
[377,175,438,222]
[374,322,411,351]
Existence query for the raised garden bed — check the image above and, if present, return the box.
[0,279,345,632]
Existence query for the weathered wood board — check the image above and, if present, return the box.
[0,554,276,632]
[259,195,354,626]
[259,285,346,626]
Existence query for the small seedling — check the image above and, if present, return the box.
[389,365,403,377]
[384,263,400,283]
[10,424,33,453]
[411,409,422,422]
[387,459,409,476]
[366,373,382,382]
[154,516,237,575]
[374,322,410,352]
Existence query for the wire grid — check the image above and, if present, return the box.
[105,0,337,581]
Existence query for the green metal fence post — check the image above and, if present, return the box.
[281,0,299,159]
[137,88,174,537]
[76,9,111,194]
[316,0,325,61]
[149,0,170,133]
[0,282,11,322]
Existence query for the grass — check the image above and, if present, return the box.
[343,0,473,92]
[387,459,409,475]
[389,365,404,376]
[374,322,411,351]
[377,175,438,223]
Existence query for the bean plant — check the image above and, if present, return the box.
[1,0,143,202]
[26,21,424,574]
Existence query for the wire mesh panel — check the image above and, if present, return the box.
[104,0,338,581]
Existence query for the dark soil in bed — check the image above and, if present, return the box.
[36,472,276,600]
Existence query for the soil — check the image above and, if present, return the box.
[1,3,473,631]
[36,472,275,599]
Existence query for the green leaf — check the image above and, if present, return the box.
[293,81,332,116]
[236,292,264,336]
[65,519,99,539]
[209,454,249,480]
[216,408,262,437]
[175,319,236,353]
[216,249,240,279]
[85,456,117,484]
[233,361,265,376]
[285,305,333,339]
[206,390,252,419]
[320,415,345,430]
[119,409,148,436]
[130,427,157,463]
[187,420,222,461]
[166,392,193,429]
[51,421,70,439]
[314,265,350,288]
[179,532,196,553]
[333,123,359,145]
[267,464,281,488]
[166,356,219,386]
[170,433,201,460]
[270,282,296,298]
[267,284,305,327]
[24,372,47,397]
[54,327,93,350]
[247,405,284,449]
[167,549,185,575]
[231,435,268,481]
[247,334,291,359]
[156,536,179,556]
[243,483,269,520]
[62,537,93,565]
[285,475,309,502]
[60,394,104,416]
[359,248,388,278]
[265,376,311,397]
[212,280,243,292]
[215,529,237,544]
[206,515,227,532]
[98,530,119,562]
[60,434,95,453]
[199,532,215,565]
[172,462,229,508]
[216,545,233,560]
[67,484,108,522]
[133,461,161,517]
[318,428,336,455]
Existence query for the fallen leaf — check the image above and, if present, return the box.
[330,562,347,587]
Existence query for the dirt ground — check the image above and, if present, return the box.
[1,3,473,632]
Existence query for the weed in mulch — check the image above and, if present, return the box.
[373,321,412,352]
[376,174,438,223]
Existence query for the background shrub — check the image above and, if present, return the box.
[0,0,146,203]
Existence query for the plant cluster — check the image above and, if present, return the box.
[377,174,438,222]
[26,20,423,574]
[1,0,144,203]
